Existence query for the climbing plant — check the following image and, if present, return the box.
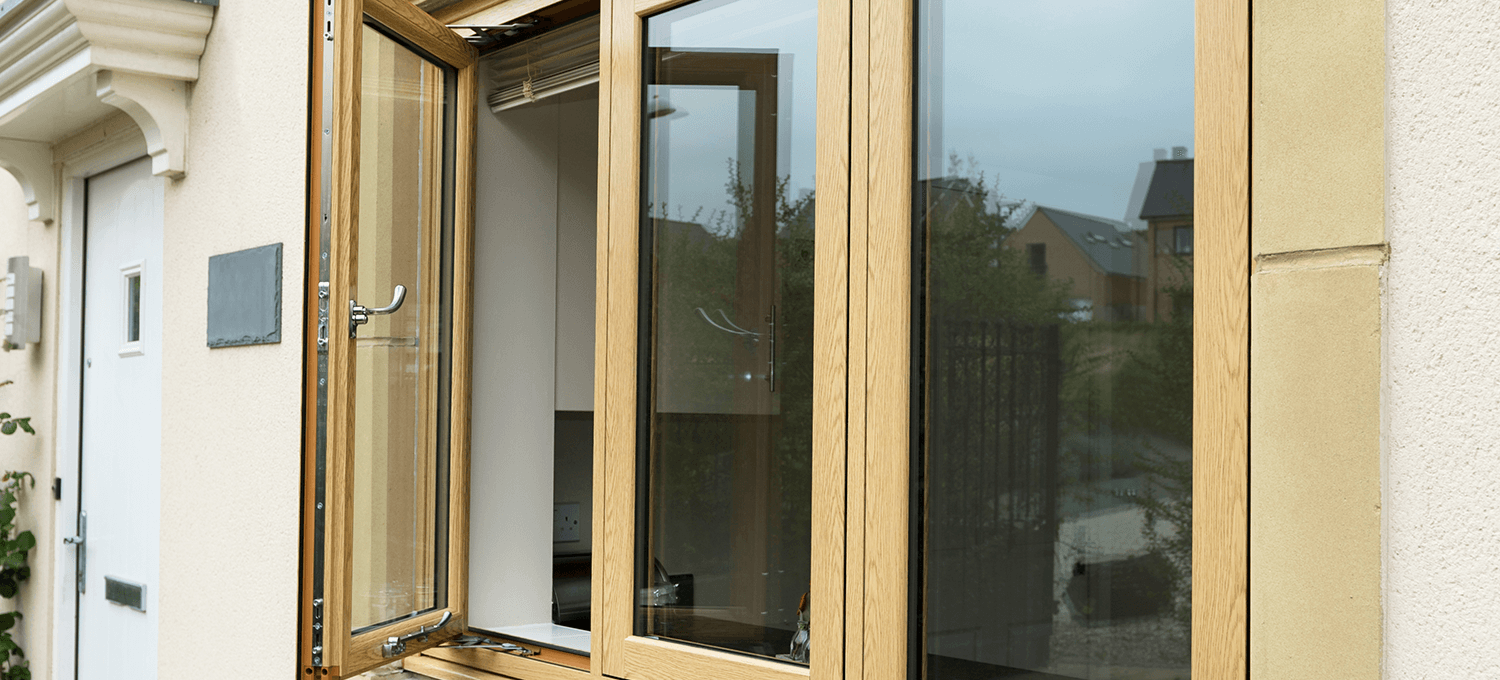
[0,471,33,680]
[0,382,30,438]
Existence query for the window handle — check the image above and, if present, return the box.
[766,305,776,393]
[349,284,407,338]
[382,610,451,657]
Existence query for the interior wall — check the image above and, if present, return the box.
[470,84,598,627]
[555,88,599,414]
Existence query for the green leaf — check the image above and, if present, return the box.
[11,534,31,553]
[0,423,13,436]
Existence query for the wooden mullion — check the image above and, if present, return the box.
[863,0,912,680]
[599,0,642,676]
[590,0,614,675]
[448,56,479,648]
[1192,0,1251,676]
[845,0,868,678]
[811,1,852,680]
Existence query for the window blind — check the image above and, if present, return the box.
[488,16,599,112]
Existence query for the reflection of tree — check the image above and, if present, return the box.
[648,159,814,635]
[1113,255,1192,631]
[925,156,1071,323]
[923,155,1193,670]
[923,157,1073,668]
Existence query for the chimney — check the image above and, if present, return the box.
[1172,146,1188,160]
[1153,148,1168,161]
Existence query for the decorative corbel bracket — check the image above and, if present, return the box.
[0,140,56,225]
[95,70,188,179]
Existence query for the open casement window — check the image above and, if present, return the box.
[301,0,477,675]
[598,0,850,679]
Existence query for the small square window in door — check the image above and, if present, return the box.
[119,261,144,357]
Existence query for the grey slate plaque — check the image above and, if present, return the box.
[207,243,281,348]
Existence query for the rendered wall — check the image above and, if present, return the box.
[1250,0,1385,677]
[1386,1,1500,676]
[155,0,308,676]
[0,173,58,680]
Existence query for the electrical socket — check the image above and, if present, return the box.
[554,502,580,542]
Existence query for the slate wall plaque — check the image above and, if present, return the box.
[207,243,281,348]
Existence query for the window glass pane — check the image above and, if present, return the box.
[126,273,141,343]
[913,1,1194,677]
[351,23,451,632]
[638,0,818,664]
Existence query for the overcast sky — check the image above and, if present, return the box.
[922,0,1195,222]
[645,0,1194,228]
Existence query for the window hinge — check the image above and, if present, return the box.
[317,282,330,352]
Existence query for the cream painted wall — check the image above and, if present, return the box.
[155,0,307,676]
[0,172,58,680]
[1386,1,1500,676]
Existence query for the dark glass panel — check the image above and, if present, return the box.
[637,0,818,664]
[914,1,1195,677]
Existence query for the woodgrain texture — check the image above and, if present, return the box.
[862,1,911,680]
[299,0,329,669]
[407,655,507,680]
[448,55,481,651]
[324,0,366,667]
[600,1,641,677]
[845,2,868,679]
[426,645,592,677]
[633,0,693,16]
[590,0,614,676]
[431,0,555,25]
[1193,0,1250,677]
[368,0,477,67]
[600,2,851,679]
[620,636,813,680]
[319,2,478,675]
[811,1,852,680]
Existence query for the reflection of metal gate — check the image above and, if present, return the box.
[925,318,1061,671]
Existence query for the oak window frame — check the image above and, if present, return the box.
[299,0,479,675]
[856,1,1249,679]
[301,0,1248,677]
[596,1,851,680]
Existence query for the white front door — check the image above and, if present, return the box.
[74,156,162,679]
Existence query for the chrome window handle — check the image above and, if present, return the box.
[349,284,407,338]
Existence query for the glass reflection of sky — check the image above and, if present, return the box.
[921,0,1194,222]
[646,0,818,225]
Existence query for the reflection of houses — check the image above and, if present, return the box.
[1006,206,1146,322]
[1139,158,1193,320]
